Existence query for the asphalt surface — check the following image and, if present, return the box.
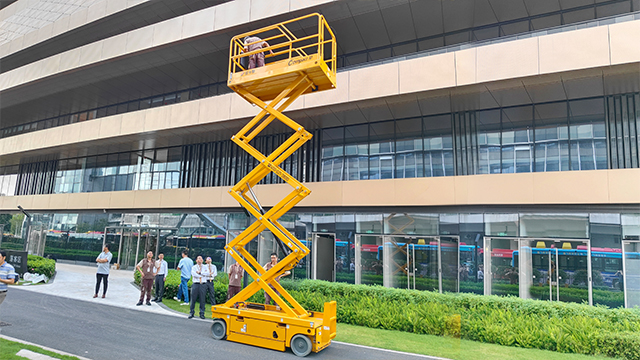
[0,288,437,360]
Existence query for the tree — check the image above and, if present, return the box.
[9,214,25,236]
[0,214,12,231]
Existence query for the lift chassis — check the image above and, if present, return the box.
[210,13,338,357]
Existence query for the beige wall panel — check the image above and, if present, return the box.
[218,188,238,208]
[170,101,200,128]
[58,48,82,73]
[102,33,128,60]
[86,192,112,209]
[30,194,51,210]
[120,111,146,135]
[51,15,70,38]
[106,0,127,15]
[86,1,107,23]
[41,54,61,78]
[342,179,397,206]
[539,26,610,74]
[79,121,101,142]
[109,191,135,209]
[15,196,33,210]
[182,7,215,39]
[8,36,23,53]
[1,195,18,211]
[60,123,82,144]
[393,177,457,206]
[199,94,232,124]
[466,173,534,204]
[290,0,333,11]
[36,23,53,43]
[252,183,294,207]
[607,169,640,203]
[477,38,539,83]
[144,106,172,132]
[250,0,289,21]
[190,187,224,208]
[160,188,191,208]
[609,20,640,66]
[349,62,399,102]
[302,182,343,206]
[127,0,147,8]
[399,52,456,94]
[98,115,123,139]
[125,26,155,54]
[133,190,162,208]
[214,0,250,31]
[153,17,183,47]
[22,27,38,49]
[0,42,9,58]
[304,71,348,108]
[68,8,88,30]
[67,193,90,210]
[78,42,104,67]
[455,48,476,86]
[453,176,468,205]
[41,127,64,149]
[532,170,609,204]
[229,93,257,119]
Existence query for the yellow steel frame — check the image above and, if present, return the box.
[211,13,337,356]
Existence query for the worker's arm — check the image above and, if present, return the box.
[263,41,274,55]
[0,277,15,285]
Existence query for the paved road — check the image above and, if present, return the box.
[0,289,436,360]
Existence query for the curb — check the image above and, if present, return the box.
[0,334,92,360]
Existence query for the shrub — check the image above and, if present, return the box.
[27,255,56,279]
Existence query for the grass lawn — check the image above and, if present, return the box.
[162,299,614,360]
[0,338,80,360]
[335,323,615,360]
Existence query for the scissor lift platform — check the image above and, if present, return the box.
[210,13,337,357]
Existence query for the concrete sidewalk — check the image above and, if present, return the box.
[16,263,181,317]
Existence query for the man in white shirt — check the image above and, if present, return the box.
[94,245,112,298]
[205,257,217,305]
[189,256,209,319]
[152,253,168,303]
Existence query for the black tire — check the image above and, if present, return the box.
[211,319,227,340]
[290,334,312,357]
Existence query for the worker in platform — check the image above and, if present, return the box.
[244,35,274,69]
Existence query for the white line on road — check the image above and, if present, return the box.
[332,341,451,360]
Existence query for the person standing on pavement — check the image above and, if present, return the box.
[94,244,112,298]
[227,261,244,300]
[136,251,156,306]
[152,253,168,303]
[204,257,217,305]
[189,256,209,319]
[175,250,193,305]
[0,250,17,326]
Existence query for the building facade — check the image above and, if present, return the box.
[0,0,639,308]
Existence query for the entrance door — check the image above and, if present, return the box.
[312,233,336,282]
[484,237,519,297]
[623,241,640,308]
[355,235,383,286]
[119,228,140,270]
[440,236,460,293]
[383,236,413,289]
[524,238,590,303]
[412,237,439,292]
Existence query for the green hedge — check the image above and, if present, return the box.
[280,280,640,360]
[27,255,56,279]
[134,272,639,359]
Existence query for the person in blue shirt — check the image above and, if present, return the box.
[0,250,17,326]
[174,250,193,305]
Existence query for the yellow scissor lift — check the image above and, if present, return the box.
[209,13,337,357]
